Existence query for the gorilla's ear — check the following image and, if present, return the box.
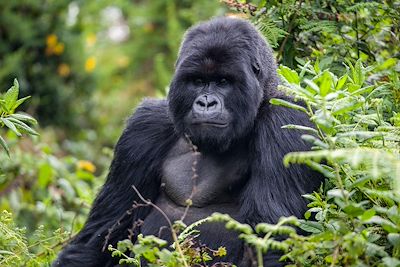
[252,62,261,76]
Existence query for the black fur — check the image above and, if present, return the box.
[53,17,322,267]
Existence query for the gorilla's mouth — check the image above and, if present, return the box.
[192,121,229,128]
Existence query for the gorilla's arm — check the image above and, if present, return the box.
[53,99,178,267]
[241,96,322,225]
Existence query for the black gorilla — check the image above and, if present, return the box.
[53,17,322,267]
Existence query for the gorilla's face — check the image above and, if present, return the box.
[168,18,275,153]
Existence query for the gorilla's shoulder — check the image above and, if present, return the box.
[116,98,177,160]
[126,98,172,129]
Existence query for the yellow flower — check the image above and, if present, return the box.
[85,57,96,72]
[53,43,65,55]
[57,63,71,77]
[77,160,96,173]
[46,34,58,47]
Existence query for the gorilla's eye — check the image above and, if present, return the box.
[217,78,228,86]
[194,78,204,86]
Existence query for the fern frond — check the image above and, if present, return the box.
[254,18,287,48]
[346,2,381,12]
[299,20,337,34]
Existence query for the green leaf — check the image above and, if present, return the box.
[382,257,400,267]
[0,135,10,157]
[299,221,323,234]
[38,163,54,187]
[343,204,365,217]
[360,209,376,221]
[376,58,397,71]
[388,233,400,247]
[327,189,350,199]
[9,113,37,125]
[317,71,333,96]
[304,79,320,94]
[336,74,348,90]
[281,124,318,134]
[7,117,39,136]
[278,66,300,85]
[12,96,31,111]
[3,78,19,112]
[269,98,307,113]
[0,118,21,136]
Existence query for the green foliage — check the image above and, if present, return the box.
[270,59,400,266]
[0,210,68,267]
[0,1,96,127]
[0,79,38,157]
[108,220,231,267]
[224,1,400,69]
[0,80,71,267]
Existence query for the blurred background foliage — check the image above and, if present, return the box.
[0,0,399,266]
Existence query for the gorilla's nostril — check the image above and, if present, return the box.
[196,101,206,107]
[208,100,218,107]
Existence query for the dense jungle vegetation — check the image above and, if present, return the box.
[0,1,399,266]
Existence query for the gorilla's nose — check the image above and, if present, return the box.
[193,94,221,113]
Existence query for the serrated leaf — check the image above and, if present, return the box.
[0,135,10,157]
[0,118,21,136]
[270,98,307,113]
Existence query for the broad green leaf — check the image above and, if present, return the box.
[317,71,333,96]
[388,233,400,247]
[327,189,350,199]
[299,221,323,234]
[336,74,348,90]
[360,209,376,221]
[343,204,365,217]
[330,97,363,115]
[382,257,400,267]
[269,98,307,113]
[12,96,31,111]
[350,60,365,86]
[376,58,397,71]
[278,66,300,85]
[38,163,54,187]
[3,78,19,111]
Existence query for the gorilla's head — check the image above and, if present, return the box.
[168,17,278,153]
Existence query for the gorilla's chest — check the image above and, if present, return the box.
[161,138,248,208]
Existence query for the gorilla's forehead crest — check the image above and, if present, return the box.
[175,17,278,80]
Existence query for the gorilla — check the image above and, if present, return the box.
[53,17,322,267]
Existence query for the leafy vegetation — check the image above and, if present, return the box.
[1,0,400,266]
